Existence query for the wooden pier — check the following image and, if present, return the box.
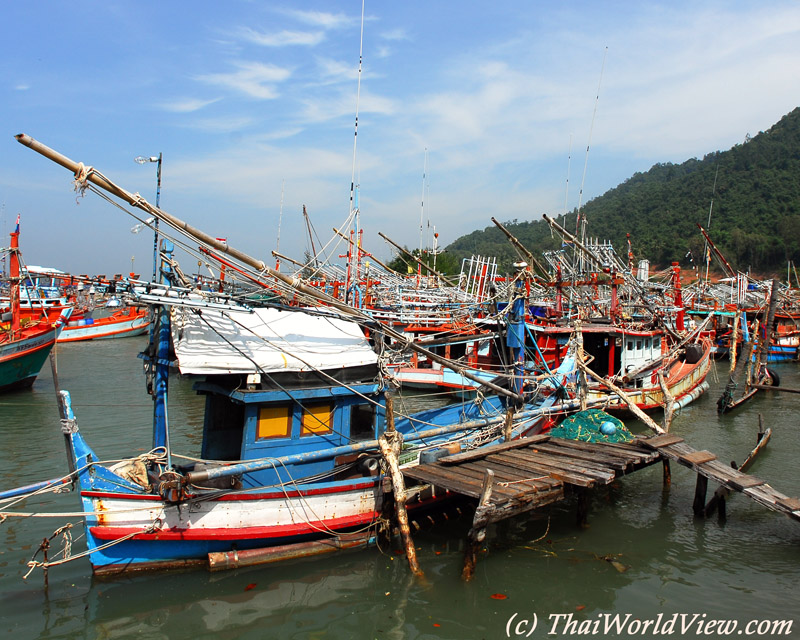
[401,434,662,579]
[396,430,800,579]
[634,432,800,522]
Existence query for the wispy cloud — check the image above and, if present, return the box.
[14,84,30,91]
[160,97,221,113]
[280,9,357,30]
[380,28,408,41]
[238,27,324,47]
[197,61,291,99]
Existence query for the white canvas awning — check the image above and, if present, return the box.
[171,305,378,375]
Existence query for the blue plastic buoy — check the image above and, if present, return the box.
[599,421,617,436]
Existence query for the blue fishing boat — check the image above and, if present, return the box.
[5,134,584,575]
[45,278,577,574]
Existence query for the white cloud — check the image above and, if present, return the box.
[238,27,324,47]
[197,61,292,99]
[280,9,357,30]
[160,97,221,113]
[14,84,30,91]
[380,28,408,42]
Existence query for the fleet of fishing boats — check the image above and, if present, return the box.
[0,134,795,577]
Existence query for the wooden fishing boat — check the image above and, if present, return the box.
[534,320,713,412]
[0,224,71,392]
[58,290,578,575]
[5,135,583,575]
[58,305,150,342]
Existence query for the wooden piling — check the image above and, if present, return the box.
[704,414,773,518]
[503,408,514,442]
[379,394,423,577]
[693,474,709,517]
[462,469,495,581]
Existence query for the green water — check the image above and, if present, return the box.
[1,338,798,639]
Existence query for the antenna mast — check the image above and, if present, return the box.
[347,0,366,299]
[575,46,608,244]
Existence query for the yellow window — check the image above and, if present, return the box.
[301,404,333,436]
[257,405,291,440]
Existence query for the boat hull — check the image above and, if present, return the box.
[80,480,385,574]
[59,309,150,342]
[587,340,713,412]
[0,324,61,392]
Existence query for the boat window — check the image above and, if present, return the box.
[301,403,333,436]
[350,403,376,441]
[645,338,651,350]
[627,341,633,351]
[257,405,291,440]
[636,340,642,351]
[654,336,661,349]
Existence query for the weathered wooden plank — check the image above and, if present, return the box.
[405,463,528,502]
[679,450,717,466]
[527,442,630,472]
[476,452,593,487]
[402,465,493,500]
[458,460,551,492]
[636,433,685,449]
[496,450,617,483]
[438,434,551,465]
[545,438,659,461]
[777,497,800,511]
[726,474,766,490]
[493,451,611,486]
[457,461,549,494]
[460,459,563,494]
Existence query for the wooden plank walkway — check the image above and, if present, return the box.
[634,433,800,522]
[396,430,800,580]
[403,434,661,512]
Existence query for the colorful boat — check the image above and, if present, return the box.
[0,223,71,392]
[56,290,577,575]
[58,305,150,342]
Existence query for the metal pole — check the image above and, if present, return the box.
[153,152,162,282]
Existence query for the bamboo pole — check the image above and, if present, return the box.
[576,360,666,435]
[377,231,457,287]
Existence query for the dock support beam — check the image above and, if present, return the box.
[693,474,709,517]
[462,469,495,581]
[379,395,423,577]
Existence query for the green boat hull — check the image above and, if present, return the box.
[0,329,58,393]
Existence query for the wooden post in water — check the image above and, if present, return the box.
[378,394,423,577]
[692,474,709,517]
[462,468,494,581]
[657,370,675,489]
[704,413,772,519]
[503,408,514,442]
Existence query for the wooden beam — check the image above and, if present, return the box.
[462,469,495,581]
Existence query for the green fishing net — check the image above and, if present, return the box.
[548,408,634,444]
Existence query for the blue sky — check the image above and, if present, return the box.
[1,1,799,276]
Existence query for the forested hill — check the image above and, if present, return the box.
[446,107,800,275]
